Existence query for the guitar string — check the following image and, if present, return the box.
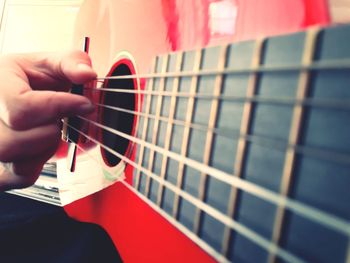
[61,36,349,261]
[64,127,305,263]
[67,136,230,263]
[93,58,350,81]
[66,116,350,238]
[83,87,350,111]
[120,179,230,263]
[91,102,350,166]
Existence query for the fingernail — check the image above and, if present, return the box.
[78,102,95,114]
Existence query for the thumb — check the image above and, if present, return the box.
[57,50,97,85]
[6,90,94,130]
[17,50,97,91]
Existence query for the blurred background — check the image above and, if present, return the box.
[0,0,348,55]
[0,0,82,54]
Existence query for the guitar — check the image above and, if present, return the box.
[55,0,350,262]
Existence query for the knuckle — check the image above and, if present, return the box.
[4,97,28,130]
[6,111,25,130]
[0,129,15,162]
[35,124,61,154]
[45,124,61,141]
[44,92,63,119]
[0,144,7,162]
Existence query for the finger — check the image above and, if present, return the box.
[21,51,97,90]
[0,121,60,162]
[0,154,50,191]
[3,90,94,130]
[12,146,57,187]
[58,50,97,84]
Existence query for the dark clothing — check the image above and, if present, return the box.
[0,193,122,263]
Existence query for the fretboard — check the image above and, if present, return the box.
[128,24,350,263]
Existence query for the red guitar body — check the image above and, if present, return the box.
[58,0,332,262]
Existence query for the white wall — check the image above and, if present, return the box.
[0,0,82,54]
[329,0,350,23]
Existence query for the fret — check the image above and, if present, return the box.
[193,45,228,235]
[121,179,230,263]
[92,87,350,111]
[172,49,202,219]
[96,101,350,166]
[231,31,312,262]
[222,39,264,256]
[78,112,350,238]
[145,54,169,198]
[96,58,350,82]
[134,57,157,190]
[157,52,183,207]
[268,28,319,263]
[68,120,304,263]
[280,25,350,263]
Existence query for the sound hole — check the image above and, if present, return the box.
[100,62,135,167]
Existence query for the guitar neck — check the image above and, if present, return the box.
[63,24,350,262]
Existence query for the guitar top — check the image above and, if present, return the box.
[55,1,350,262]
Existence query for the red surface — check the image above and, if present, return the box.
[65,181,215,263]
[303,0,330,26]
[62,0,332,261]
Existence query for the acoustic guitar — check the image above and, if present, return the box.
[50,0,350,262]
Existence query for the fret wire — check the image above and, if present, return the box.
[172,50,203,219]
[121,181,230,263]
[86,87,350,110]
[95,58,350,81]
[134,58,156,190]
[75,116,350,238]
[65,123,304,263]
[157,52,183,207]
[268,29,319,263]
[94,102,350,165]
[144,55,169,198]
[194,45,229,235]
[223,39,265,255]
[67,138,229,263]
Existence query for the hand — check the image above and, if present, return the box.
[0,51,97,191]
